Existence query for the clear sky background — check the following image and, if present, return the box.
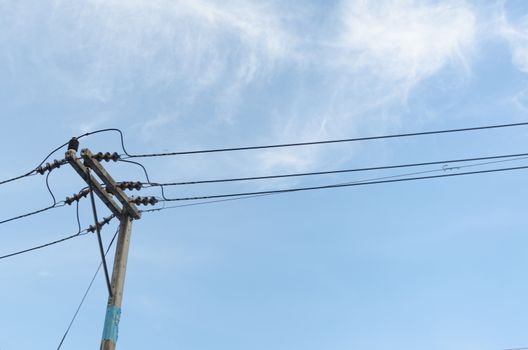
[1,1,528,349]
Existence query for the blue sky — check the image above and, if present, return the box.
[2,1,528,349]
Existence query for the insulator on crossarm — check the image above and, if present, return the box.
[87,214,115,233]
[116,181,143,191]
[93,151,120,162]
[37,159,67,175]
[65,188,92,205]
[130,196,158,206]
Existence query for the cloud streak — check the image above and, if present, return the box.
[334,0,476,87]
[499,6,528,73]
[256,0,478,173]
[57,0,294,100]
[0,1,479,177]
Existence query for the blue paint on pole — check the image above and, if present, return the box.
[102,305,121,343]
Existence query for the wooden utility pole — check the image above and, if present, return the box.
[100,216,133,350]
[65,142,141,350]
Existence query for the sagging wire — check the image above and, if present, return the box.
[0,128,129,187]
[0,214,116,260]
[55,225,120,350]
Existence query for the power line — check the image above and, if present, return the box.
[0,214,117,260]
[0,172,38,186]
[56,226,120,350]
[117,158,177,201]
[0,168,67,226]
[141,163,456,211]
[118,159,152,183]
[123,121,528,158]
[141,194,272,213]
[0,128,129,188]
[158,164,528,202]
[141,157,528,212]
[0,203,66,226]
[0,231,86,260]
[3,122,528,186]
[0,128,132,221]
[142,152,528,187]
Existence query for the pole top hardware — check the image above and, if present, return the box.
[68,137,79,152]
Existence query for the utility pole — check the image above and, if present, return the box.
[65,139,141,350]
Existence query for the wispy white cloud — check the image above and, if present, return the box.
[258,0,478,174]
[499,7,528,73]
[132,0,479,177]
[333,0,476,88]
[43,0,296,103]
[0,1,479,177]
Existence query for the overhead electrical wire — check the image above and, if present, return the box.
[2,125,527,349]
[142,152,528,187]
[2,121,528,198]
[141,157,528,213]
[0,128,129,187]
[157,164,528,202]
[0,172,38,186]
[0,202,66,226]
[119,157,174,203]
[56,226,120,350]
[0,125,526,346]
[75,200,82,234]
[46,172,58,205]
[0,214,117,261]
[118,159,152,183]
[3,122,528,186]
[141,194,272,213]
[0,128,130,227]
[122,121,528,158]
[0,230,86,260]
[0,167,70,226]
[2,124,527,222]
